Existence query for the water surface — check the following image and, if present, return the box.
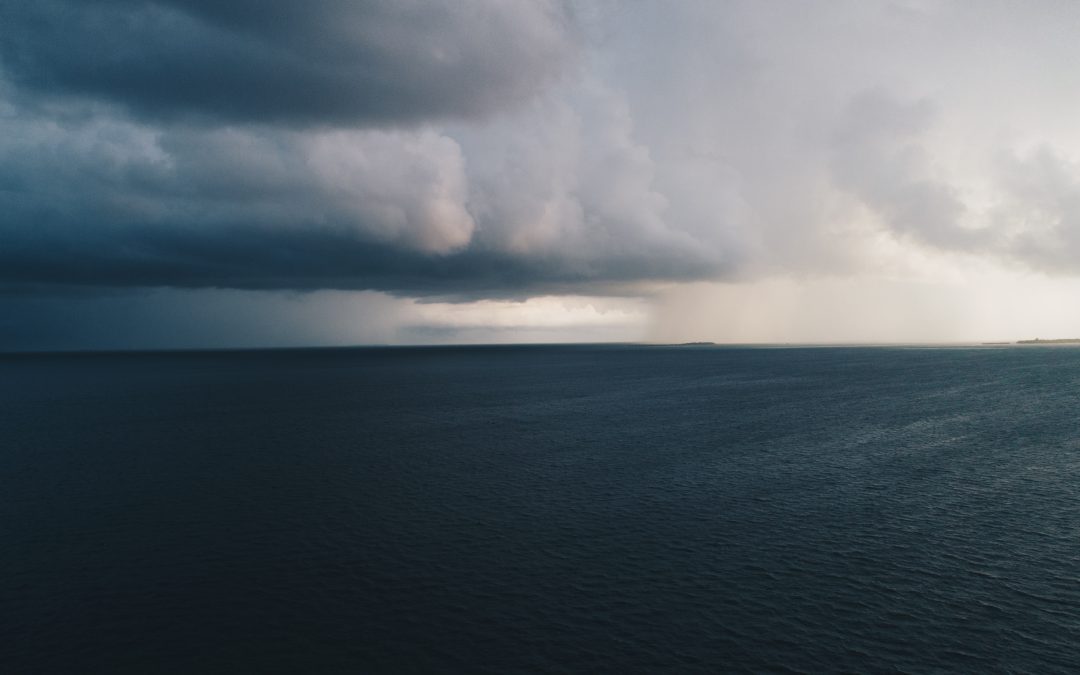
[3,345,1080,672]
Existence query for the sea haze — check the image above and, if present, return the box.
[3,345,1080,672]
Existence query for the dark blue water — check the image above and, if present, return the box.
[3,345,1080,673]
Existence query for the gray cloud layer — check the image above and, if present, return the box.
[1,0,729,298]
[0,116,716,295]
[2,0,575,126]
[6,0,1080,315]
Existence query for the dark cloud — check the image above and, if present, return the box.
[0,221,715,297]
[0,0,724,300]
[0,0,577,126]
[0,114,718,296]
[8,2,1080,350]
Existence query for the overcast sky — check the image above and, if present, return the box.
[5,0,1080,349]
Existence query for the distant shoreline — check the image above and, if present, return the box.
[1016,338,1080,345]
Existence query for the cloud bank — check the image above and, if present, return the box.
[2,0,575,126]
[6,1,1080,347]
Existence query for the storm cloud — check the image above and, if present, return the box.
[0,0,726,298]
[0,114,717,294]
[1,0,576,126]
[6,2,1080,348]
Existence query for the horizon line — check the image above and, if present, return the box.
[2,339,1074,357]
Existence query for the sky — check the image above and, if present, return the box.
[5,0,1080,349]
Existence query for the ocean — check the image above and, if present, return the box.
[3,344,1080,672]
